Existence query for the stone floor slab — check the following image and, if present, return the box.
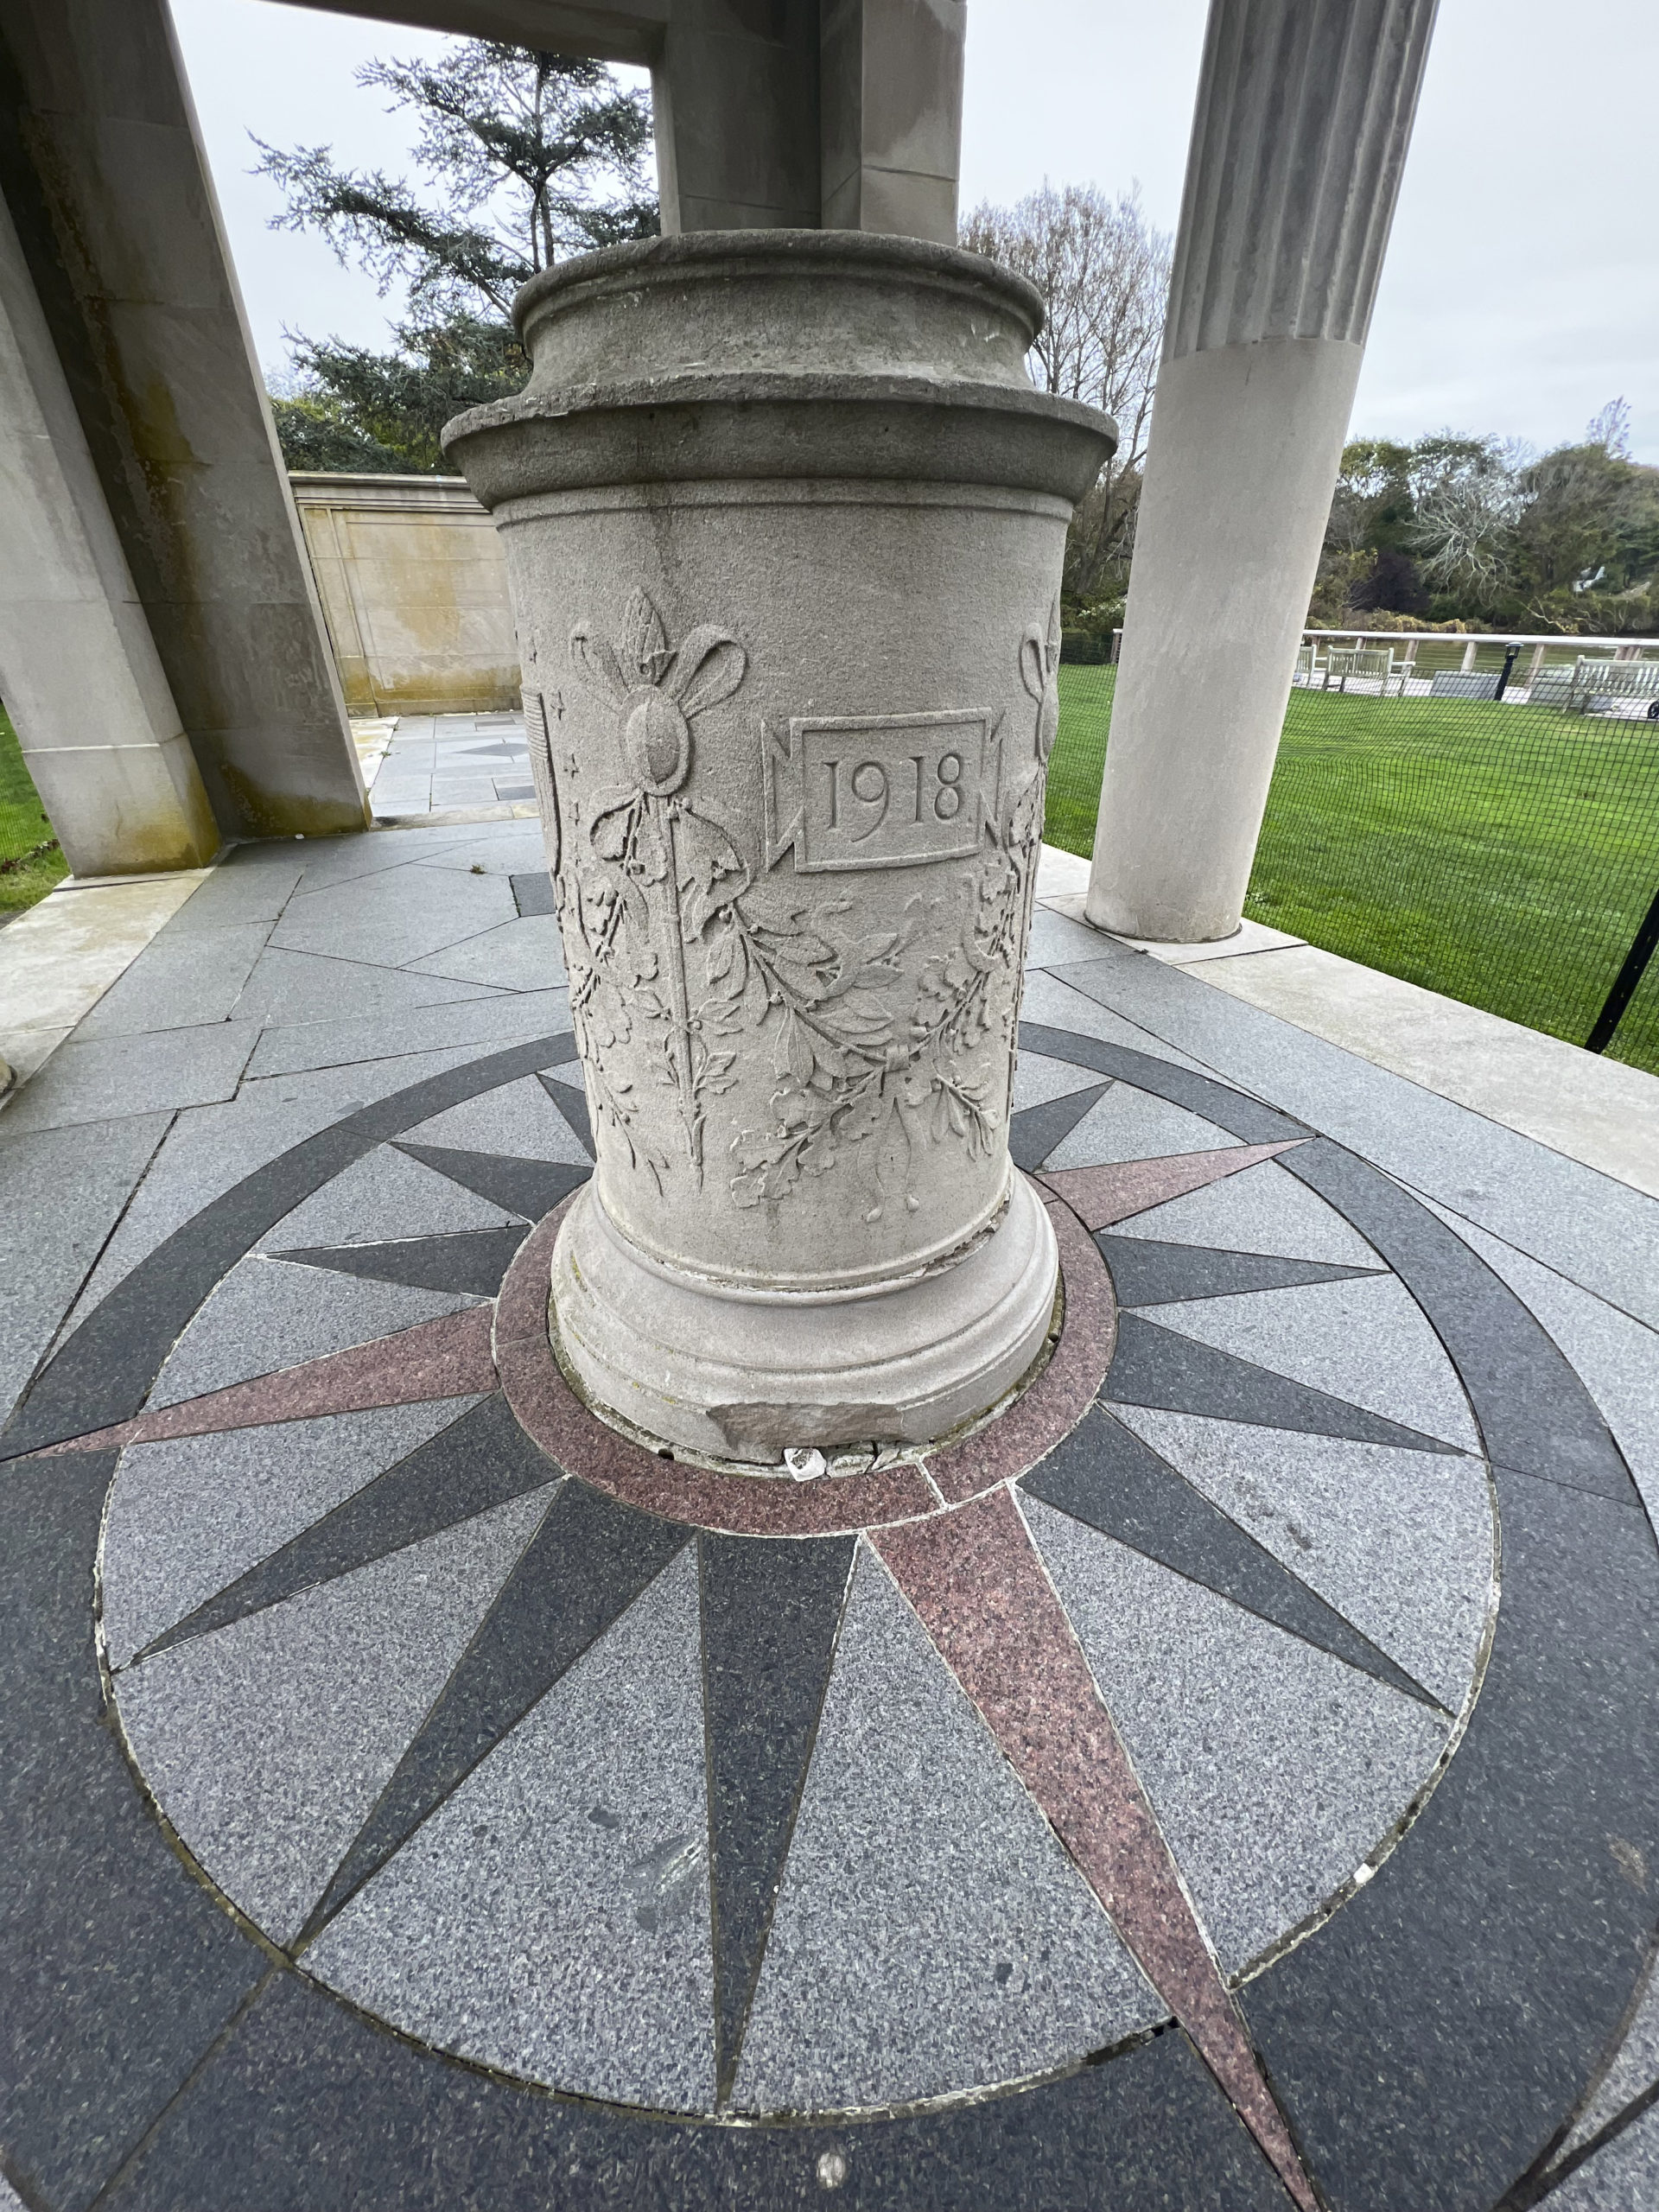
[307,1546,718,2113]
[732,1543,1158,2113]
[149,1255,480,1409]
[101,1399,484,1667]
[397,1071,589,1163]
[0,1021,260,1135]
[1026,1496,1450,1974]
[76,921,274,1039]
[272,861,517,968]
[1044,1083,1236,1170]
[245,987,569,1079]
[230,946,502,1028]
[407,914,566,989]
[1110,1406,1494,1711]
[1146,1273,1481,1452]
[116,1486,552,1942]
[1109,1156,1384,1266]
[259,1141,515,1251]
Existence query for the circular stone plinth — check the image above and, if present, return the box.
[495,1185,1112,1538]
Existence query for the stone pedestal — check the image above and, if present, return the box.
[445,232,1113,1458]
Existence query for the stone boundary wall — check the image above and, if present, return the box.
[289,473,519,717]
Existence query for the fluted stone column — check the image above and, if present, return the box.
[448,233,1112,1460]
[1086,0,1439,943]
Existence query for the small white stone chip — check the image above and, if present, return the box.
[785,1447,828,1483]
[817,2149,849,2190]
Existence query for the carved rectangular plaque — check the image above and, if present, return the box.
[767,711,995,874]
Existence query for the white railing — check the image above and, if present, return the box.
[1292,627,1659,709]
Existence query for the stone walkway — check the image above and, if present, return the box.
[363,710,537,817]
[2,820,1656,2211]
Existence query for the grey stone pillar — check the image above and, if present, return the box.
[820,0,964,244]
[0,187,217,875]
[1085,0,1438,943]
[0,0,368,852]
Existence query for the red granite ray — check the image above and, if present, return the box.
[922,1192,1116,1506]
[1039,1140,1306,1231]
[25,1305,497,1457]
[873,1487,1319,2212]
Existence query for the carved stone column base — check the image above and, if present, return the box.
[550,1167,1058,1461]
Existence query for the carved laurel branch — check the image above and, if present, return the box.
[555,590,1048,1210]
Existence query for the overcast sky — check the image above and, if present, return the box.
[173,0,1659,461]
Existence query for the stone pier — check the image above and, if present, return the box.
[446,232,1114,1455]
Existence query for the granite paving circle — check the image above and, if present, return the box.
[4,1013,1655,2212]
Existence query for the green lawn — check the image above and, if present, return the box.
[1045,665,1659,1077]
[0,704,67,919]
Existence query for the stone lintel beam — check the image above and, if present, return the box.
[0,0,369,846]
[1086,0,1438,944]
[272,0,967,242]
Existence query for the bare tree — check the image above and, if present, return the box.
[963,183,1171,604]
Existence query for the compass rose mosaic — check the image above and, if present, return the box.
[3,989,1656,2212]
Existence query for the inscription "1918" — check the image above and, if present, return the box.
[770,711,994,873]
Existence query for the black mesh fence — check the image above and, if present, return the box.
[1044,642,1659,1079]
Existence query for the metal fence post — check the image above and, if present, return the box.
[1493,643,1520,700]
[1586,887,1659,1052]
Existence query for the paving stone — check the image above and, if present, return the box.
[1542,2105,1659,2210]
[1022,1408,1438,1709]
[1147,1273,1481,1452]
[0,1454,262,2212]
[165,849,305,931]
[1108,1157,1382,1265]
[101,1399,483,1667]
[272,861,517,968]
[76,922,273,1039]
[258,1142,516,1251]
[1097,1234,1379,1306]
[1106,1313,1463,1457]
[229,947,502,1027]
[1417,1192,1659,1528]
[290,825,518,893]
[406,914,566,990]
[1007,1081,1110,1169]
[1016,970,1219,1076]
[732,1544,1159,2114]
[1560,1963,1659,2158]
[0,1113,170,1426]
[149,1255,480,1409]
[117,1487,553,1944]
[275,1225,527,1298]
[1024,1495,1450,1974]
[308,1546,717,2112]
[1048,950,1659,1333]
[0,1021,260,1134]
[1244,1466,1659,2208]
[510,870,556,917]
[63,1053,503,1329]
[245,986,569,1079]
[701,1535,856,2095]
[1110,1407,1494,1712]
[1024,905,1129,968]
[1009,1048,1108,1112]
[95,1948,1281,2212]
[3,1033,575,1458]
[1043,1084,1236,1170]
[1290,1139,1636,1502]
[398,1072,588,1163]
[144,1396,562,1661]
[394,1145,589,1224]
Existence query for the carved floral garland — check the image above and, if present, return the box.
[556,590,1052,1209]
